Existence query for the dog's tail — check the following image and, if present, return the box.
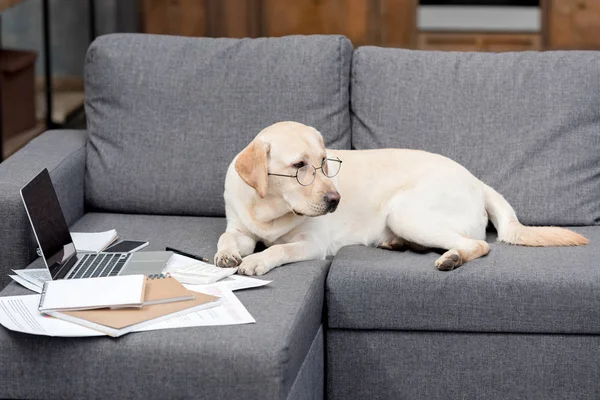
[482,183,588,247]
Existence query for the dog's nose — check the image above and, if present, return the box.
[324,192,341,208]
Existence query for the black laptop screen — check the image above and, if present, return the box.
[20,169,76,279]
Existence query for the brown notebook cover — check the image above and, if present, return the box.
[50,277,220,335]
[138,276,195,306]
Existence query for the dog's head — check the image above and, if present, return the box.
[234,121,341,217]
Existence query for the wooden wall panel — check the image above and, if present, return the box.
[180,1,208,37]
[209,0,261,38]
[418,32,541,52]
[140,0,416,48]
[546,0,600,50]
[262,0,373,46]
[380,0,416,48]
[141,0,208,36]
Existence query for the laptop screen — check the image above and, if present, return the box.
[20,169,77,280]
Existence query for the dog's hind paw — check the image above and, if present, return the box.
[215,249,243,268]
[435,250,462,271]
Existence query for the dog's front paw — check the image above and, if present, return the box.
[238,254,274,276]
[214,249,242,268]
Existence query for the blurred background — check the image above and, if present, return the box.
[1,0,598,161]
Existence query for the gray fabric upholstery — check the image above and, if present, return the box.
[327,226,600,334]
[351,48,600,226]
[287,326,324,400]
[0,130,87,288]
[0,213,329,400]
[85,33,353,217]
[327,329,600,400]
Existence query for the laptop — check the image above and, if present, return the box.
[20,169,172,280]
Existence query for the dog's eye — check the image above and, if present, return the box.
[293,162,305,169]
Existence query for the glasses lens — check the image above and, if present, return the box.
[323,158,341,178]
[297,165,316,186]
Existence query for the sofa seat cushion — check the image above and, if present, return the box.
[327,226,600,334]
[351,47,600,226]
[85,34,353,217]
[0,213,329,400]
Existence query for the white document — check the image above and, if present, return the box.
[9,275,42,293]
[71,229,118,253]
[39,275,146,312]
[13,269,51,288]
[137,286,255,331]
[184,275,271,292]
[0,295,103,337]
[166,253,203,269]
[166,254,237,284]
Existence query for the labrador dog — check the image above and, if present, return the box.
[215,121,588,275]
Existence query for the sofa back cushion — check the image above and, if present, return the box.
[84,34,352,217]
[351,48,600,226]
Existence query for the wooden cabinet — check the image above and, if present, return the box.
[418,33,541,52]
[140,0,600,52]
[545,0,600,49]
[263,0,415,47]
[141,0,261,38]
[141,0,208,37]
[141,0,416,48]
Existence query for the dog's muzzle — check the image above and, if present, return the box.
[324,191,341,213]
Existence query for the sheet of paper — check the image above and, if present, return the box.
[71,229,118,253]
[166,253,200,269]
[12,268,51,287]
[0,295,103,337]
[137,287,255,332]
[9,275,42,293]
[184,275,271,292]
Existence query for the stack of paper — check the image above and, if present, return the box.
[71,229,119,253]
[0,286,253,337]
[2,251,272,338]
[50,285,220,337]
[9,268,50,293]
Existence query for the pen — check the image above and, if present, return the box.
[165,247,211,263]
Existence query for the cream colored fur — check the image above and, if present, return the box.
[215,121,588,275]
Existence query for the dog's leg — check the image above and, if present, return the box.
[378,236,407,251]
[238,240,324,276]
[433,236,490,271]
[386,212,489,271]
[215,230,256,268]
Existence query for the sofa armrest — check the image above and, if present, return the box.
[0,130,87,287]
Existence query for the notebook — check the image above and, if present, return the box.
[46,282,221,337]
[137,275,195,306]
[39,275,146,312]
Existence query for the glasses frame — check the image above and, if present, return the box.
[268,157,342,186]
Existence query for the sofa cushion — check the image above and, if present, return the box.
[327,226,600,334]
[327,330,600,400]
[351,48,600,226]
[85,34,353,217]
[0,213,329,400]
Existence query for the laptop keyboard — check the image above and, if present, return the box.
[67,253,131,279]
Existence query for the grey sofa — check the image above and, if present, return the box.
[0,33,598,400]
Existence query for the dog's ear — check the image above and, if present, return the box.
[235,140,270,198]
